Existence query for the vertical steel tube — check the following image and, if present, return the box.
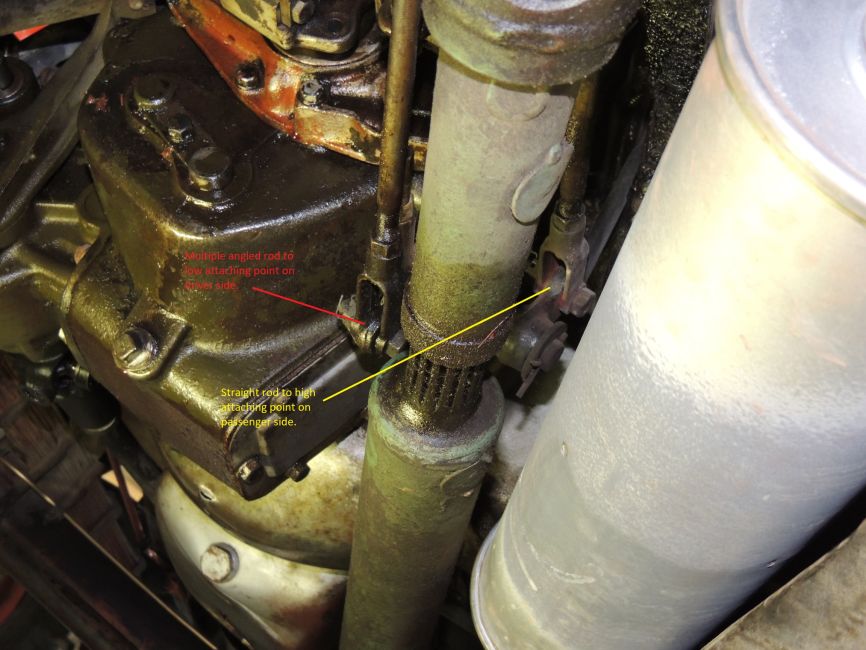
[343,1,639,646]
[557,72,599,218]
[350,0,422,348]
[340,372,503,649]
[401,56,575,365]
[373,0,421,243]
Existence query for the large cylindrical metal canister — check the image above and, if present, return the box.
[472,1,866,648]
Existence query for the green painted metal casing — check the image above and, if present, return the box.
[340,368,503,649]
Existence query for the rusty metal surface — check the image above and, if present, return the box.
[166,429,362,570]
[157,472,346,650]
[496,295,567,398]
[343,0,422,355]
[423,0,641,87]
[559,73,600,216]
[401,54,574,370]
[172,0,427,170]
[340,370,503,649]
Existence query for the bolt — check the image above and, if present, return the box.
[235,61,263,91]
[167,114,193,144]
[133,74,173,111]
[114,326,158,372]
[188,146,233,192]
[291,0,316,24]
[288,462,310,482]
[200,544,238,583]
[236,457,263,484]
[299,79,322,106]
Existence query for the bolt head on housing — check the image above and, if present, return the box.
[236,457,263,484]
[299,79,322,105]
[132,74,174,111]
[113,326,158,372]
[235,61,263,91]
[188,146,233,192]
[200,543,238,583]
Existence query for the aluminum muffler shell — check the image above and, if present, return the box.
[472,1,866,648]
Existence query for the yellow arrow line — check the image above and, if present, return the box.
[322,286,551,403]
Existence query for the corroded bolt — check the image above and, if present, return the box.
[167,114,193,144]
[236,457,263,484]
[299,79,322,106]
[288,462,310,482]
[114,327,158,372]
[291,0,316,24]
[132,74,173,111]
[188,146,233,192]
[235,61,263,91]
[200,543,238,583]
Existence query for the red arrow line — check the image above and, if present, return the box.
[252,287,366,325]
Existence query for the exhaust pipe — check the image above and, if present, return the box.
[472,0,866,648]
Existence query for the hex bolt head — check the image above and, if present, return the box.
[236,457,263,484]
[200,543,238,583]
[132,74,173,111]
[235,61,263,91]
[291,0,316,24]
[299,79,322,106]
[114,327,158,372]
[188,146,233,192]
[288,462,310,482]
[167,114,193,144]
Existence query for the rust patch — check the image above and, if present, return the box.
[86,93,109,112]
[171,0,427,169]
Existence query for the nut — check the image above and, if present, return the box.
[288,462,310,482]
[113,326,158,372]
[200,544,238,583]
[235,61,263,91]
[299,79,322,106]
[236,457,263,484]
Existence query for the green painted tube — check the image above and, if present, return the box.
[339,370,503,649]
